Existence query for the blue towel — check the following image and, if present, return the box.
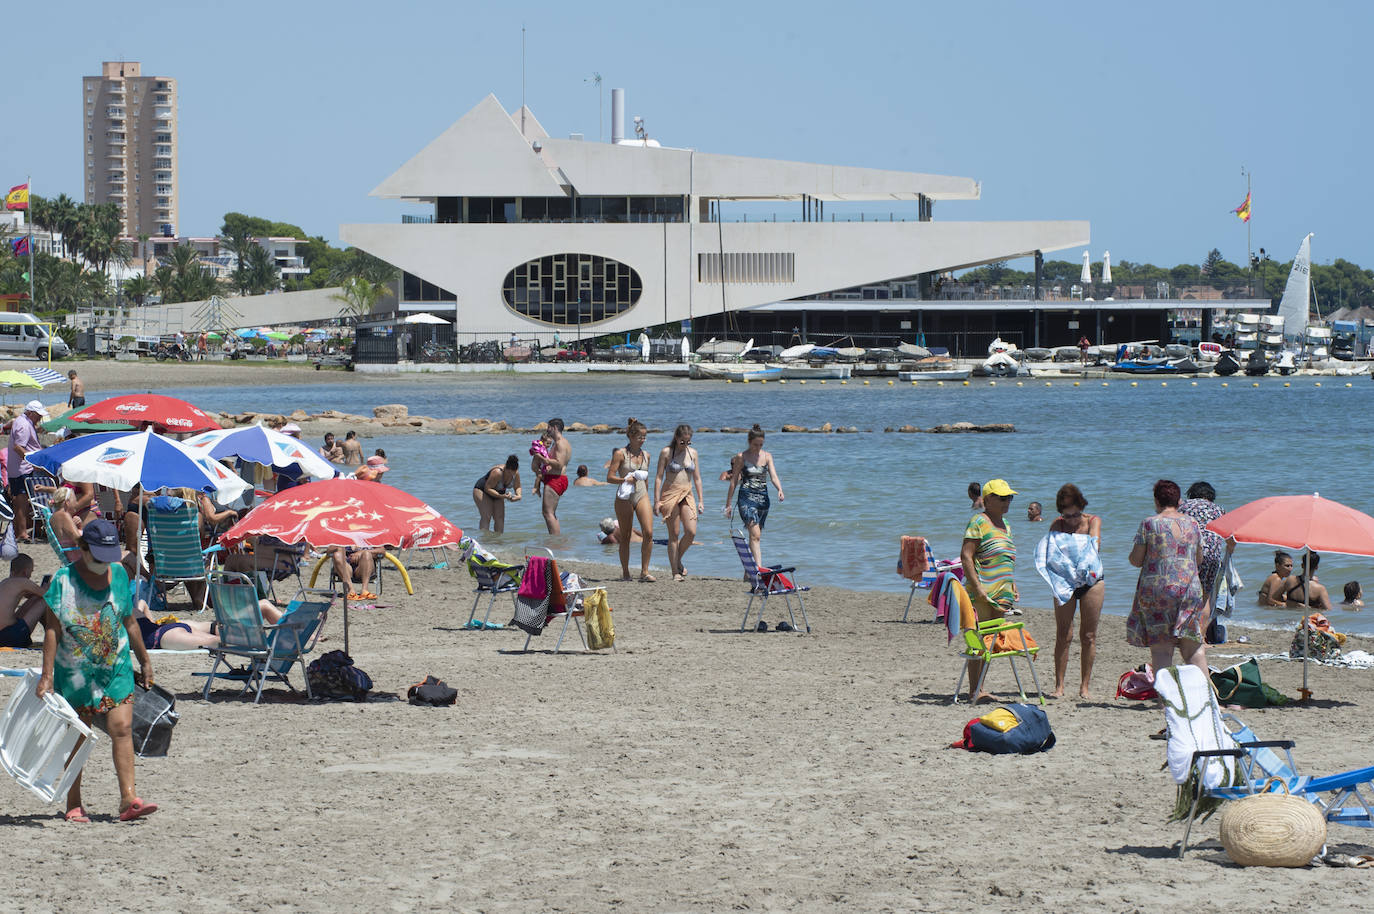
[1034,532,1103,604]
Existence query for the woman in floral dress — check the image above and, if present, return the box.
[1128,479,1208,675]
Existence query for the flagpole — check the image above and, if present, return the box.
[26,174,34,310]
[1241,167,1252,297]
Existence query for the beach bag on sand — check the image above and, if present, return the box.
[407,676,457,707]
[952,703,1055,754]
[1211,659,1288,708]
[131,683,179,757]
[583,589,615,651]
[1115,664,1158,701]
[308,650,373,702]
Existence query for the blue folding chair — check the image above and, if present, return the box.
[731,532,810,633]
[465,556,523,630]
[145,496,221,613]
[200,571,330,704]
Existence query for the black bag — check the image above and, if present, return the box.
[131,683,179,757]
[407,675,457,707]
[967,703,1056,754]
[307,650,373,702]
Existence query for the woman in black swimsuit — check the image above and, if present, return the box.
[1281,551,1332,611]
[471,455,522,534]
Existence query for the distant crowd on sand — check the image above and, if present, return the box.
[959,476,1361,704]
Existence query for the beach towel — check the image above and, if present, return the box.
[1212,554,1243,619]
[1156,665,1238,788]
[898,536,929,582]
[513,557,552,634]
[583,589,615,651]
[1033,532,1103,605]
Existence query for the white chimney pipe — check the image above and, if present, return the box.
[611,88,624,144]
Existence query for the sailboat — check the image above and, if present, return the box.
[1274,233,1315,372]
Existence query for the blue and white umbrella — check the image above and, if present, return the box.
[29,431,127,475]
[41,430,251,499]
[181,423,337,480]
[24,366,66,387]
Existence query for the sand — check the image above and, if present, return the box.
[1,359,1371,911]
[2,543,1372,913]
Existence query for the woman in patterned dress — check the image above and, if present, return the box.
[1179,481,1227,643]
[960,478,1019,702]
[1127,479,1208,675]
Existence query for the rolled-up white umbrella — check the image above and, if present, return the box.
[1081,250,1092,285]
[1102,251,1113,285]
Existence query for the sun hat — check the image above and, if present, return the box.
[24,400,48,417]
[982,479,1017,498]
[80,519,123,562]
[366,456,389,471]
[280,422,301,435]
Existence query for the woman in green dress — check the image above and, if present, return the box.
[36,519,159,823]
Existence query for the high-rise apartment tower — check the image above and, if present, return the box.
[82,61,178,239]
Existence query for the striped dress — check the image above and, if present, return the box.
[964,513,1017,611]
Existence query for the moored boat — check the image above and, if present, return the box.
[897,367,972,381]
[771,363,853,380]
[689,362,782,381]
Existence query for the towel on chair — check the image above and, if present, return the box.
[513,557,552,634]
[898,536,929,581]
[1033,532,1103,605]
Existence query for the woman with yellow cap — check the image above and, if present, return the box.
[961,479,1019,701]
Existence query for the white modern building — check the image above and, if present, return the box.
[341,93,1091,348]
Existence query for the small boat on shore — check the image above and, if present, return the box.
[696,338,749,362]
[897,367,972,381]
[772,363,852,380]
[689,363,781,381]
[779,343,816,361]
[1110,357,1198,375]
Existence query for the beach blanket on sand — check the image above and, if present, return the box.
[1034,532,1103,605]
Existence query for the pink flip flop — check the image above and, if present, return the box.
[118,798,159,821]
[64,806,90,823]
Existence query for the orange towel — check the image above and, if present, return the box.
[899,536,929,581]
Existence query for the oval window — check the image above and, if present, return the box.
[502,253,642,326]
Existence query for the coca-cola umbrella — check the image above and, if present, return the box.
[69,394,221,435]
[219,478,463,653]
[1207,493,1374,700]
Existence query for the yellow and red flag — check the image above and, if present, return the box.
[4,183,28,211]
[1232,192,1251,223]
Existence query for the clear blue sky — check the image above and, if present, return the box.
[2,0,1368,270]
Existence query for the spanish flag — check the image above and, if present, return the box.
[1232,192,1251,223]
[4,183,28,211]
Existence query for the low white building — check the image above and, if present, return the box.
[341,93,1089,342]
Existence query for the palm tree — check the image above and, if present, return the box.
[330,247,396,286]
[49,194,80,260]
[124,273,153,306]
[329,276,393,323]
[152,265,176,303]
[220,228,253,295]
[244,244,280,295]
[137,232,150,275]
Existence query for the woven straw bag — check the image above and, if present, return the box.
[1219,778,1326,867]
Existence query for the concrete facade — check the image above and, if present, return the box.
[82,61,178,239]
[341,95,1089,339]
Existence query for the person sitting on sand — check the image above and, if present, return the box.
[1281,552,1332,611]
[341,431,364,466]
[0,554,48,648]
[573,464,605,486]
[1258,551,1293,606]
[1026,501,1043,522]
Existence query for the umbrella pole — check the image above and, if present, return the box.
[1299,551,1313,702]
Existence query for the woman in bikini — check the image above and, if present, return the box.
[1281,551,1332,611]
[1047,483,1104,700]
[725,425,784,569]
[47,487,84,563]
[607,418,656,582]
[471,455,522,534]
[655,424,704,582]
[1258,550,1293,606]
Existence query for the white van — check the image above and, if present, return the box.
[0,313,70,359]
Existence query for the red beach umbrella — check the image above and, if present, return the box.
[69,394,221,435]
[220,478,463,653]
[1207,493,1374,700]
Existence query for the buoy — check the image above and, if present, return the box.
[1191,381,1197,387]
[840,380,847,385]
[1346,382,1353,388]
[1130,381,1138,387]
[937,381,944,386]
[1016,381,1024,387]
[820,380,826,385]
[1253,382,1260,387]
[760,379,766,384]
[726,379,732,384]
[1283,382,1290,388]
[863,380,870,386]
[1073,381,1080,387]
[742,379,749,384]
[1161,381,1168,387]
[961,380,968,386]
[989,380,997,387]
[910,380,917,386]
[1315,382,1322,387]
[887,379,893,386]
[1102,382,1109,387]
[1221,382,1229,387]
[799,380,806,385]
[1044,381,1052,387]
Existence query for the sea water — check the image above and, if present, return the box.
[134,373,1374,635]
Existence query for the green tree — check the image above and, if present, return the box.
[243,244,281,295]
[123,273,153,306]
[220,228,254,295]
[151,266,176,303]
[329,275,392,322]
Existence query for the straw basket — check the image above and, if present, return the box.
[1219,778,1326,867]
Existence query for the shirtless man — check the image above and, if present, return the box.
[534,418,572,534]
[67,370,85,408]
[319,432,344,462]
[340,430,364,466]
[573,465,605,487]
[0,554,47,648]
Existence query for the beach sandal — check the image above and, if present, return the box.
[673,573,685,583]
[63,807,90,823]
[776,621,795,632]
[756,620,769,632]
[638,574,656,583]
[118,798,159,821]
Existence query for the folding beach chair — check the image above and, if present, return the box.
[34,505,77,566]
[949,577,1043,705]
[515,546,598,653]
[465,553,523,629]
[23,471,58,542]
[731,533,810,633]
[145,496,220,613]
[898,535,961,622]
[0,669,99,804]
[199,571,331,704]
[1157,664,1374,857]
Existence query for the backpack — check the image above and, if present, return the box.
[1115,664,1158,701]
[307,650,373,702]
[954,703,1056,754]
[407,675,457,707]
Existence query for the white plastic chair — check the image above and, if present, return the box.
[0,669,100,804]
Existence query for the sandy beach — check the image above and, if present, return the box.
[2,538,1372,913]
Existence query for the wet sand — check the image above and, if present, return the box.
[1,544,1371,913]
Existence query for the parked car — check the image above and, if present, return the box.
[0,313,70,359]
